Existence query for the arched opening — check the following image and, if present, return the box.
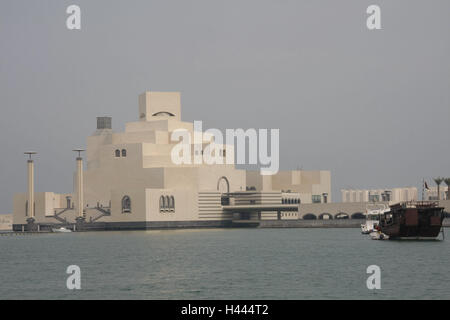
[335,212,349,219]
[303,213,317,220]
[121,149,127,157]
[159,196,166,212]
[351,212,365,219]
[169,196,175,211]
[165,196,170,211]
[319,213,333,220]
[115,149,120,157]
[121,196,131,213]
[66,196,72,209]
[152,111,175,117]
[217,176,230,194]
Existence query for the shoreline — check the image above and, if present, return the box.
[8,218,450,232]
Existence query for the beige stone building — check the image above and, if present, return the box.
[13,92,331,231]
[341,187,418,203]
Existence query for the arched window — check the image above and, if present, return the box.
[165,196,170,211]
[159,196,166,212]
[121,196,131,213]
[66,196,72,209]
[121,149,127,157]
[217,176,230,194]
[115,149,120,157]
[169,196,175,211]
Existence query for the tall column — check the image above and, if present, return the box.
[27,159,34,218]
[24,152,37,231]
[73,149,85,225]
[77,156,83,217]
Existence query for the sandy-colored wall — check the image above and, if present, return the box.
[139,91,181,121]
[146,188,198,222]
[0,214,12,230]
[13,192,72,225]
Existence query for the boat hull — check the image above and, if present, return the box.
[381,223,442,239]
[379,202,444,240]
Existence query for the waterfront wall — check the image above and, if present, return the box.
[10,200,450,231]
[299,202,387,219]
[259,219,363,228]
[11,217,450,231]
[299,200,450,220]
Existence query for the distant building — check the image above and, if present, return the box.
[246,170,331,204]
[425,186,449,201]
[341,187,418,203]
[0,214,12,231]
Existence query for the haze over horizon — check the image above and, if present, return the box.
[1,0,449,213]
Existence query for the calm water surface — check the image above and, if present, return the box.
[1,228,449,299]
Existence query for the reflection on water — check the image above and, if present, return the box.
[1,228,449,299]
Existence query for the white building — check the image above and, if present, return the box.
[425,186,449,201]
[13,91,331,231]
[341,187,418,203]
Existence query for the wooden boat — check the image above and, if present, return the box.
[378,201,444,240]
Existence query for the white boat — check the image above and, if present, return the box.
[361,204,389,234]
[52,227,72,233]
[369,230,389,240]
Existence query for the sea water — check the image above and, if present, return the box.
[0,228,449,299]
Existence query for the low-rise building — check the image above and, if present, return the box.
[425,186,449,201]
[341,187,418,203]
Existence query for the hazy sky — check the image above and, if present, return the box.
[1,0,449,212]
